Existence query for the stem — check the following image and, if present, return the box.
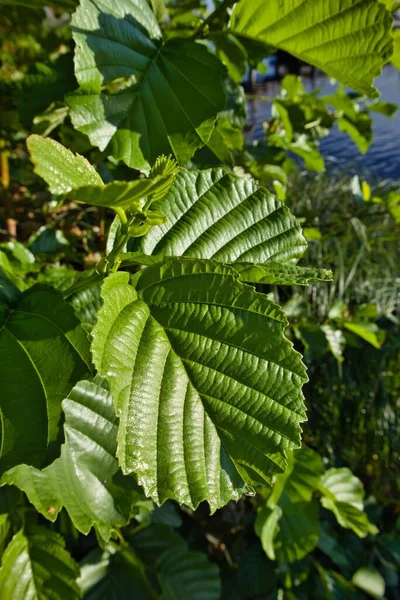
[190,0,235,39]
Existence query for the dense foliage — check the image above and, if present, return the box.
[0,1,399,598]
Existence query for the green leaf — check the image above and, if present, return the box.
[78,547,154,600]
[1,378,142,543]
[28,226,70,255]
[392,31,400,70]
[129,523,186,565]
[342,321,382,349]
[69,156,178,210]
[319,468,378,537]
[0,285,91,473]
[337,112,373,154]
[208,32,247,83]
[68,0,226,173]
[136,168,307,263]
[0,526,81,600]
[368,101,398,117]
[272,496,321,563]
[92,261,307,510]
[352,567,385,599]
[237,546,277,598]
[27,135,103,195]
[0,514,10,559]
[156,545,221,600]
[255,446,324,562]
[231,262,333,286]
[230,0,393,97]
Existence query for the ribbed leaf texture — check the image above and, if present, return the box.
[230,0,393,98]
[0,285,91,473]
[319,468,378,537]
[137,168,307,263]
[231,262,332,286]
[92,260,307,511]
[1,379,143,543]
[0,526,81,600]
[156,546,221,600]
[68,0,226,172]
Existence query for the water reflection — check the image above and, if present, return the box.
[247,65,400,181]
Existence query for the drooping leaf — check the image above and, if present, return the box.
[156,545,221,600]
[68,0,226,173]
[230,0,393,98]
[27,135,103,195]
[92,261,307,511]
[136,168,307,263]
[0,285,91,473]
[319,468,378,537]
[230,262,333,286]
[255,446,324,562]
[0,526,81,600]
[1,378,143,543]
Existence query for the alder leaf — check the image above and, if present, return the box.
[68,0,226,173]
[230,262,333,286]
[27,135,103,195]
[92,261,307,511]
[230,0,393,98]
[0,527,81,600]
[136,168,307,263]
[1,378,143,543]
[319,468,378,537]
[0,285,91,473]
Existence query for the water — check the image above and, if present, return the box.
[246,65,400,182]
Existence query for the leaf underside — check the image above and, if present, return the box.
[230,0,393,98]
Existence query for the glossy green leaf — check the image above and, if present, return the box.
[0,527,81,600]
[156,545,221,600]
[68,0,226,173]
[1,379,142,543]
[0,285,91,473]
[319,468,378,537]
[137,168,307,263]
[230,0,393,97]
[27,135,103,195]
[231,262,333,286]
[92,261,307,510]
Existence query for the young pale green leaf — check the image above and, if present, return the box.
[230,263,333,286]
[0,285,91,474]
[319,468,378,537]
[0,526,81,600]
[230,0,393,98]
[393,31,400,70]
[68,0,226,173]
[156,546,221,600]
[92,260,307,511]
[27,135,103,195]
[136,169,307,263]
[1,378,143,544]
